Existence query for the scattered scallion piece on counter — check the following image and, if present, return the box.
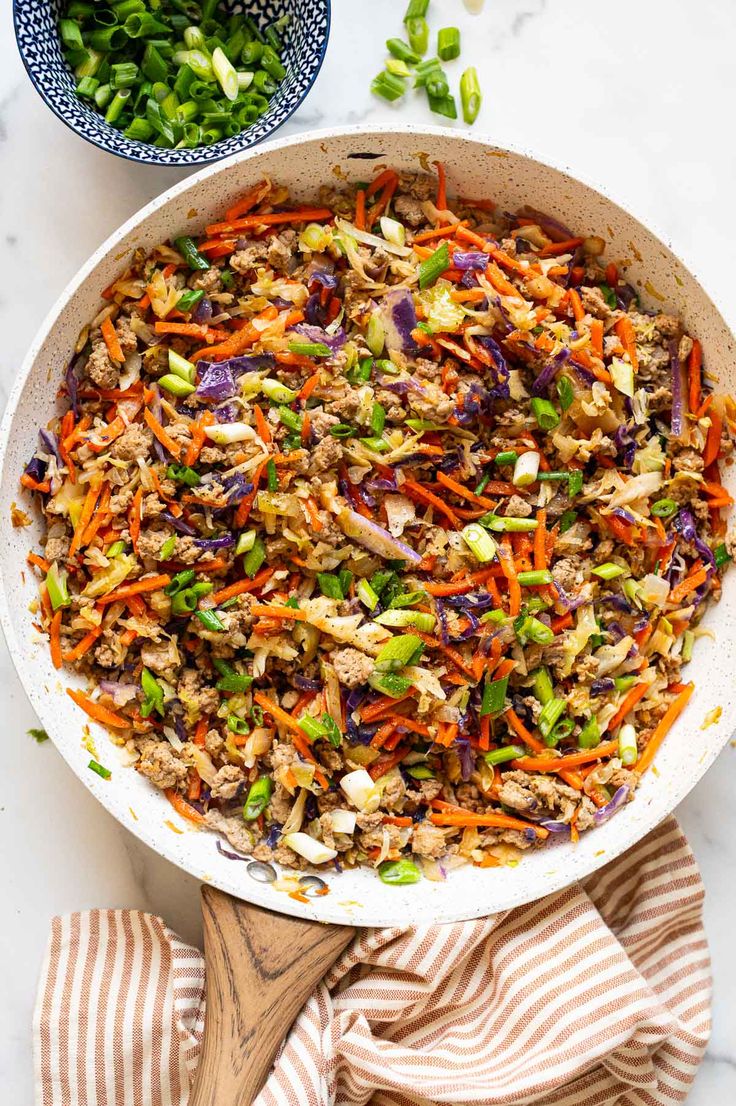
[370,2,482,124]
[28,728,49,744]
[56,1,290,151]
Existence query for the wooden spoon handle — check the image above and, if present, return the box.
[189,885,355,1106]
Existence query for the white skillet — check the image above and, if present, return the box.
[1,125,734,933]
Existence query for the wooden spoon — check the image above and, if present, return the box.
[189,886,355,1106]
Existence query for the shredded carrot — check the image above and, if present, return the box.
[590,318,604,359]
[354,187,366,231]
[68,476,103,558]
[568,288,585,323]
[636,683,694,773]
[304,496,323,531]
[253,404,272,443]
[27,551,51,574]
[153,321,213,339]
[402,479,460,528]
[209,566,274,605]
[614,316,638,372]
[551,612,573,634]
[605,680,651,733]
[702,408,722,468]
[253,691,304,736]
[533,509,547,571]
[62,625,102,663]
[184,410,216,466]
[360,690,417,723]
[144,408,182,459]
[100,316,124,364]
[369,746,409,780]
[67,687,131,729]
[670,566,709,603]
[504,708,545,754]
[224,179,272,223]
[429,809,548,839]
[250,604,307,622]
[164,788,206,825]
[539,237,584,258]
[96,574,171,606]
[128,486,143,554]
[688,339,702,415]
[413,222,464,243]
[49,610,63,669]
[193,718,208,747]
[205,207,333,236]
[436,470,496,509]
[512,739,620,773]
[497,541,521,616]
[20,474,51,493]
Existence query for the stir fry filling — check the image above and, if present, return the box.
[23,166,734,879]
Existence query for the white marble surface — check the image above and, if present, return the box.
[1,0,735,1100]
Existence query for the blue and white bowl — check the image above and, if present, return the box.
[13,0,330,166]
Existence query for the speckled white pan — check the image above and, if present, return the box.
[1,126,734,927]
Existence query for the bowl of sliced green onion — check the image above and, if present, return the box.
[13,0,330,166]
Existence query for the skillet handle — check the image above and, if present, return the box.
[189,885,355,1106]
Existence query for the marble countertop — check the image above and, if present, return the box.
[1,0,734,1100]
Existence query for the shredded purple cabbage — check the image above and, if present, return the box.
[196,362,237,401]
[452,250,489,271]
[669,339,685,438]
[292,323,346,351]
[191,297,213,324]
[593,785,630,825]
[194,533,235,550]
[216,840,248,861]
[590,677,615,696]
[221,473,253,504]
[381,288,419,354]
[532,348,571,396]
[223,354,275,375]
[24,455,48,482]
[161,511,195,535]
[65,357,81,416]
[293,674,322,692]
[474,335,511,398]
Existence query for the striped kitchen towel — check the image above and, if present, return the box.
[34,816,711,1106]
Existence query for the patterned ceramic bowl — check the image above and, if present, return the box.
[13,0,330,166]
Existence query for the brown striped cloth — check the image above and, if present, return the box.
[34,817,711,1106]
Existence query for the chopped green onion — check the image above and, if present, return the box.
[713,542,731,568]
[371,402,386,436]
[159,373,196,397]
[28,727,49,743]
[480,675,509,717]
[242,776,273,821]
[406,16,429,55]
[371,71,407,102]
[321,713,342,748]
[599,283,617,309]
[530,397,560,430]
[110,62,139,90]
[88,759,111,780]
[288,340,332,357]
[532,667,554,705]
[176,289,205,315]
[480,513,538,533]
[517,569,553,586]
[212,45,238,101]
[559,510,577,533]
[261,377,297,403]
[168,349,196,384]
[124,117,154,141]
[357,578,380,610]
[618,723,638,766]
[243,536,266,578]
[278,406,303,433]
[404,0,429,18]
[174,235,210,272]
[159,535,176,561]
[167,462,201,487]
[557,376,574,410]
[104,88,131,124]
[515,614,554,646]
[681,629,695,663]
[374,609,436,631]
[106,540,126,558]
[484,744,525,766]
[368,671,413,698]
[76,76,99,99]
[538,698,566,741]
[378,859,421,885]
[266,459,278,492]
[299,715,328,742]
[46,562,71,610]
[386,38,421,64]
[592,562,626,580]
[165,569,196,597]
[60,18,84,50]
[567,470,584,496]
[317,572,344,600]
[140,667,164,718]
[437,27,460,61]
[195,609,225,632]
[459,66,481,125]
[171,588,199,615]
[234,530,257,556]
[427,92,457,119]
[365,313,385,356]
[375,634,424,673]
[651,498,678,518]
[406,763,435,779]
[461,523,498,564]
[494,450,519,466]
[418,242,450,289]
[578,717,601,749]
[614,675,637,692]
[360,436,389,452]
[388,590,426,608]
[512,450,540,487]
[330,424,357,439]
[474,471,491,496]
